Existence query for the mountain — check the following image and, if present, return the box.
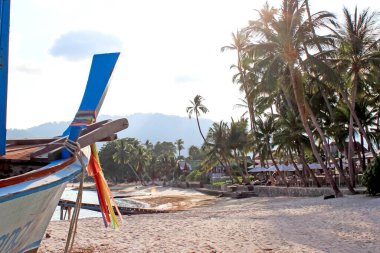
[7,113,214,154]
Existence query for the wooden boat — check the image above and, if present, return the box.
[0,1,128,252]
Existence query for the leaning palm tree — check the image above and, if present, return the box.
[328,6,380,186]
[221,30,257,131]
[186,95,209,143]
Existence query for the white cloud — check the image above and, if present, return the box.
[50,31,122,61]
[6,0,380,129]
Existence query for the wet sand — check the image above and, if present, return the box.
[38,186,380,253]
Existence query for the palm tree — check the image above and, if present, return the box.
[188,145,202,160]
[174,139,185,158]
[205,121,234,181]
[134,144,151,184]
[274,109,320,187]
[255,114,288,186]
[355,98,378,170]
[228,117,252,183]
[221,30,257,131]
[186,95,209,143]
[112,138,146,185]
[245,0,341,195]
[112,139,137,183]
[328,7,380,186]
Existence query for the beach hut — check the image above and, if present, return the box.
[248,166,267,173]
[308,163,321,169]
[267,164,294,171]
[288,164,302,171]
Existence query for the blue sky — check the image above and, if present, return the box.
[6,0,379,129]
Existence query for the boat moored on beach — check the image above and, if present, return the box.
[0,1,127,252]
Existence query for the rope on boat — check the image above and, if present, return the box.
[63,140,86,253]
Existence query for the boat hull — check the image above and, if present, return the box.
[0,159,83,253]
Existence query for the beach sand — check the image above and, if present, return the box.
[38,186,380,253]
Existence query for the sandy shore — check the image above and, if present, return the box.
[38,187,380,253]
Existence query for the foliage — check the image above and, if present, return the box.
[153,141,176,157]
[188,145,206,160]
[215,0,380,193]
[99,141,136,183]
[99,138,181,183]
[362,156,380,195]
[174,139,185,157]
[186,95,209,143]
[212,181,226,187]
[185,169,205,182]
[178,174,186,182]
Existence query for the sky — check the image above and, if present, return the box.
[6,0,380,129]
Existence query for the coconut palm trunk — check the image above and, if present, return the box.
[340,90,377,158]
[304,103,356,194]
[267,138,288,187]
[196,112,207,143]
[298,147,321,187]
[289,65,342,196]
[289,150,307,186]
[233,150,249,184]
[347,77,359,188]
[360,133,366,171]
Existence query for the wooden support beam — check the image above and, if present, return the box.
[30,119,123,162]
[47,118,128,161]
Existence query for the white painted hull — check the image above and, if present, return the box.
[0,160,83,253]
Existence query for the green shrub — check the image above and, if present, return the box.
[212,181,226,186]
[362,156,380,196]
[186,170,203,181]
[178,174,186,182]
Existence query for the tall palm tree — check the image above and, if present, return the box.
[174,139,185,158]
[186,95,209,143]
[221,30,257,131]
[245,0,342,195]
[328,6,380,186]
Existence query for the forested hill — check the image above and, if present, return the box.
[7,113,213,151]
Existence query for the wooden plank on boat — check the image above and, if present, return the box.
[1,145,42,161]
[6,138,60,146]
[48,118,128,161]
[29,137,67,159]
[80,120,111,135]
[77,118,128,147]
[29,120,121,162]
[30,134,117,161]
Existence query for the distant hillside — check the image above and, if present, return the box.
[7,113,213,154]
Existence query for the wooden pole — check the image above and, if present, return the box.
[0,0,11,156]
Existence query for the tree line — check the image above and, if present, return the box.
[189,0,380,196]
[99,137,206,184]
[99,0,380,196]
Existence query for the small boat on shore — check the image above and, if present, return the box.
[0,1,127,252]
